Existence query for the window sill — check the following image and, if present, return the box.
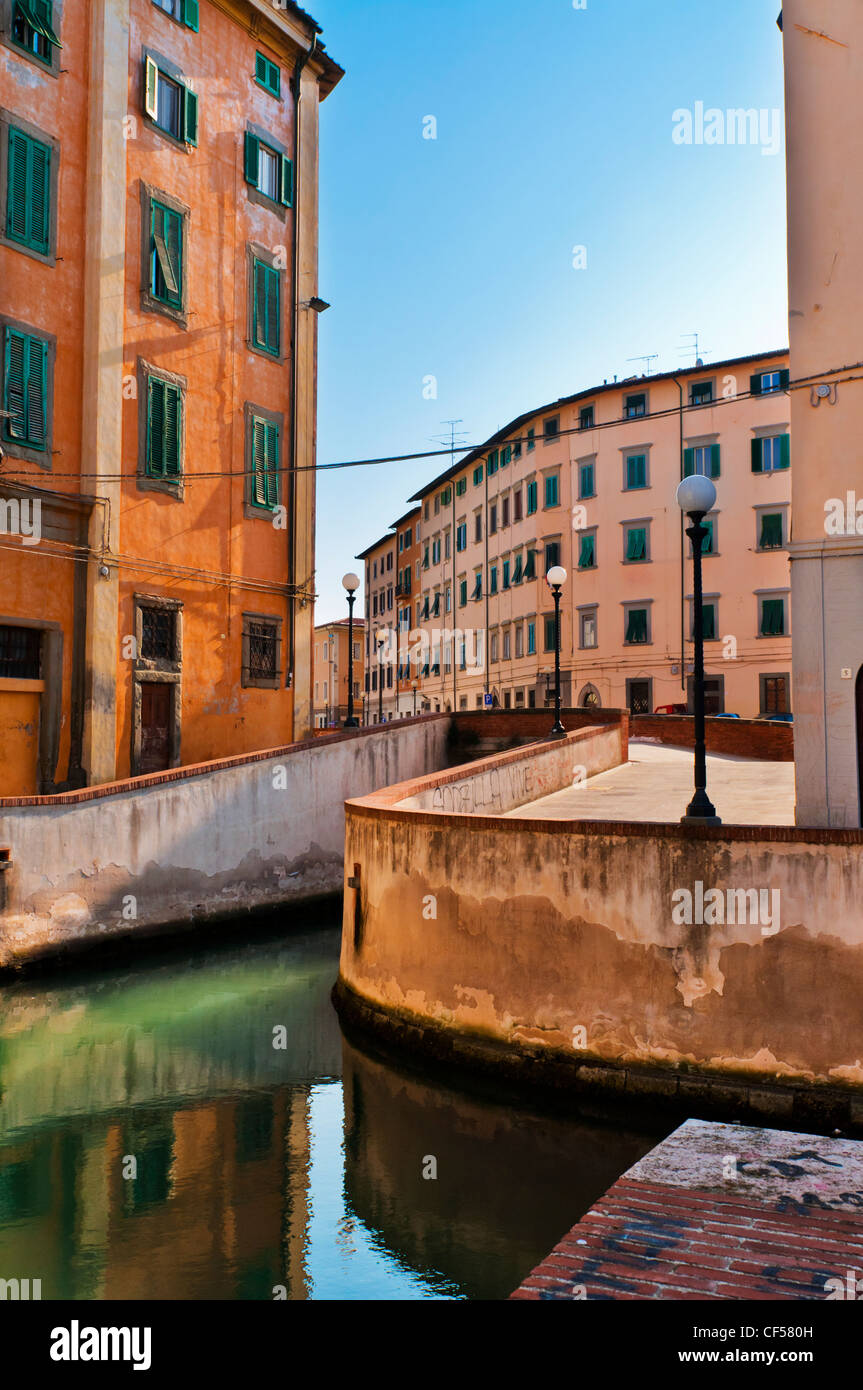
[246,338,284,364]
[140,292,188,330]
[138,473,185,500]
[5,37,58,78]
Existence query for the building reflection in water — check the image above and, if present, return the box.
[0,923,663,1300]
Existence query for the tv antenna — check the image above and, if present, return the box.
[679,333,710,367]
[626,354,659,376]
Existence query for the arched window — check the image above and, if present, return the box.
[579,683,601,709]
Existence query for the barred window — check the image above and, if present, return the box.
[248,622,277,680]
[0,624,40,678]
[141,606,175,660]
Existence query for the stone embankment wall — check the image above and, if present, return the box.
[337,723,863,1132]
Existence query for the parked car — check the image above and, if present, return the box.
[653,703,688,715]
[760,712,794,723]
[714,712,741,719]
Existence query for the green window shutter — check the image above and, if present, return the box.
[626,609,647,643]
[145,57,159,120]
[147,377,164,475]
[164,383,181,478]
[502,560,510,588]
[703,518,715,554]
[761,599,784,636]
[750,373,762,396]
[778,434,790,470]
[22,0,61,47]
[513,554,523,583]
[501,445,511,467]
[183,87,198,146]
[147,378,181,479]
[527,622,535,655]
[253,261,280,354]
[183,0,199,31]
[252,419,279,508]
[683,448,694,477]
[524,550,536,580]
[779,368,790,391]
[751,439,763,473]
[255,52,267,85]
[710,444,721,478]
[760,513,783,548]
[527,481,537,513]
[702,604,716,640]
[280,156,293,207]
[579,534,594,568]
[151,202,182,305]
[526,427,535,451]
[6,128,30,245]
[3,329,27,440]
[265,422,279,508]
[626,528,646,561]
[244,131,259,186]
[25,335,46,447]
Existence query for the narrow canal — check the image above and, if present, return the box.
[0,915,666,1300]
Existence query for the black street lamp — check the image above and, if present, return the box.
[342,572,360,728]
[377,633,385,724]
[547,565,567,738]
[411,679,418,716]
[677,475,721,825]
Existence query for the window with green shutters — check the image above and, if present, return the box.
[579,462,595,498]
[255,52,280,97]
[683,444,720,478]
[252,258,280,356]
[750,368,789,396]
[578,533,595,569]
[512,554,523,584]
[626,454,647,489]
[502,559,510,589]
[759,512,784,549]
[455,477,467,497]
[501,445,512,468]
[487,450,499,476]
[760,598,785,637]
[456,523,466,551]
[625,608,648,644]
[697,602,717,640]
[489,566,497,595]
[473,464,483,486]
[251,417,279,510]
[526,480,538,515]
[6,127,50,256]
[544,617,557,652]
[544,474,559,507]
[11,0,61,65]
[244,132,293,207]
[702,517,715,555]
[625,527,647,562]
[150,200,183,308]
[459,579,467,607]
[526,428,535,452]
[153,0,199,30]
[2,327,48,450]
[441,486,451,506]
[752,435,790,472]
[472,573,482,600]
[544,542,560,572]
[527,622,536,655]
[146,376,182,481]
[524,549,536,580]
[144,57,198,145]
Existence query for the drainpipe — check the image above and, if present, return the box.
[288,34,318,706]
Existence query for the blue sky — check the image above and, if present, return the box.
[310,0,788,621]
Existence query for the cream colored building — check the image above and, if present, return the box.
[783,1,863,826]
[403,352,792,717]
[312,617,364,729]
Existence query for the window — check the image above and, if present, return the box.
[250,415,279,510]
[441,486,451,506]
[502,559,510,589]
[579,462,595,499]
[0,623,41,678]
[456,524,467,552]
[624,607,649,644]
[487,450,499,476]
[242,614,282,689]
[544,416,559,442]
[490,633,499,663]
[759,512,784,549]
[472,572,482,600]
[489,503,498,534]
[149,199,183,309]
[752,435,790,472]
[624,526,648,562]
[2,327,48,451]
[690,381,713,406]
[760,673,790,715]
[501,496,510,527]
[144,58,198,145]
[527,621,536,655]
[154,0,199,28]
[627,679,652,715]
[489,565,498,595]
[474,512,482,543]
[5,127,50,255]
[459,579,467,607]
[398,533,403,553]
[751,368,790,395]
[473,464,483,486]
[699,516,716,556]
[244,132,293,207]
[760,597,786,636]
[579,610,597,650]
[503,630,511,660]
[526,428,535,452]
[251,257,281,356]
[513,440,522,460]
[544,617,557,652]
[456,477,467,497]
[513,489,523,522]
[578,532,595,569]
[255,51,280,97]
[147,375,182,483]
[692,601,717,640]
[432,538,441,564]
[141,605,177,661]
[11,0,61,65]
[526,480,538,515]
[544,474,559,508]
[422,545,429,569]
[579,405,594,430]
[625,454,648,489]
[512,553,523,583]
[444,530,451,559]
[625,392,646,419]
[524,549,536,580]
[501,445,512,468]
[684,444,720,478]
[545,541,560,571]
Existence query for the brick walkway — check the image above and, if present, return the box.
[511,1120,863,1300]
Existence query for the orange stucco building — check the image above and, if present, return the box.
[0,0,341,794]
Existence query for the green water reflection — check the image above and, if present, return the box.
[0,922,663,1300]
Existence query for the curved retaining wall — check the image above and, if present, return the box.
[336,725,863,1132]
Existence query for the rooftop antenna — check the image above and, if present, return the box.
[679,333,710,368]
[627,354,659,377]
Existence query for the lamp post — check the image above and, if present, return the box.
[342,573,360,727]
[377,633,385,724]
[546,565,567,738]
[411,679,418,716]
[676,475,721,825]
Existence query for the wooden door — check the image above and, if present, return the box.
[140,683,172,774]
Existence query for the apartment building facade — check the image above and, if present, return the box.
[312,615,364,729]
[357,530,397,722]
[0,0,341,794]
[402,352,791,718]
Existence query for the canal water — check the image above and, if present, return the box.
[0,917,665,1300]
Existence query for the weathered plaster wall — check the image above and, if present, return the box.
[338,735,863,1121]
[0,717,449,968]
